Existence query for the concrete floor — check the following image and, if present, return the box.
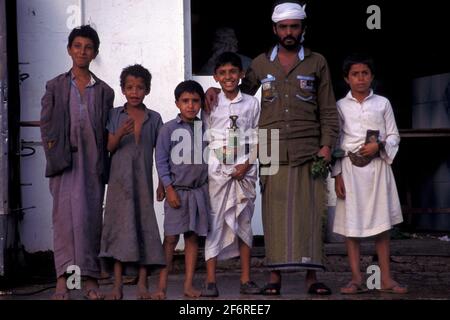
[1,269,449,300]
[1,239,449,301]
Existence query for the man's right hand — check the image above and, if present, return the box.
[204,87,221,113]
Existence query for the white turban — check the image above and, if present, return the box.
[272,2,307,23]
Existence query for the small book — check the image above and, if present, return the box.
[365,129,380,157]
[349,130,381,167]
[365,129,380,144]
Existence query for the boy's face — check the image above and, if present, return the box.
[176,92,202,122]
[213,63,243,96]
[67,36,98,68]
[345,63,374,96]
[122,75,150,108]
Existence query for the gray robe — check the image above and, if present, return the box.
[99,106,166,274]
[41,71,114,278]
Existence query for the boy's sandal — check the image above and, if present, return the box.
[307,282,332,295]
[261,282,281,296]
[340,282,369,294]
[378,284,408,294]
[240,281,262,295]
[200,282,219,297]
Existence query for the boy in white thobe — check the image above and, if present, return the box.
[201,52,261,297]
[332,54,407,294]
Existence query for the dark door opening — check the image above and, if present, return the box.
[192,0,450,127]
[191,0,450,232]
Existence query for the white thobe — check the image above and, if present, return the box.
[332,91,403,237]
[203,91,260,260]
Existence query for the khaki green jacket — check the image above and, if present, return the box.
[241,46,339,166]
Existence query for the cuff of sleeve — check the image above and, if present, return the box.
[331,159,342,177]
[320,136,334,148]
[161,177,174,188]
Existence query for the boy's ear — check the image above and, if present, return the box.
[344,77,350,85]
[213,74,219,83]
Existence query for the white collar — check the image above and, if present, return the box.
[219,89,243,104]
[346,89,374,102]
[270,45,304,62]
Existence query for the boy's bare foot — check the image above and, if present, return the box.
[84,288,104,300]
[51,290,70,300]
[136,284,153,300]
[150,289,166,300]
[105,286,123,300]
[184,286,201,298]
[52,276,70,300]
[84,278,104,300]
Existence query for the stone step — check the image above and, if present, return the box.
[171,239,450,273]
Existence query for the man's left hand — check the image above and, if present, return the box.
[318,145,331,162]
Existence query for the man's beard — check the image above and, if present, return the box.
[278,35,301,51]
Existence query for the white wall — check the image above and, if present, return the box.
[18,0,333,253]
[17,0,188,252]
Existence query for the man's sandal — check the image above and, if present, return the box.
[261,282,281,296]
[307,282,332,295]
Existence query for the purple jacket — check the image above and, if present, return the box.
[40,70,114,181]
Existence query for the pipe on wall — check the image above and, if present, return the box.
[0,0,8,276]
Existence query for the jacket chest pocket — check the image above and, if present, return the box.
[296,75,317,104]
[261,75,278,103]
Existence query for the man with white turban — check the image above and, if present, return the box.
[205,1,339,296]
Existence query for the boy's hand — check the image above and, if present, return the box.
[231,163,251,181]
[118,118,134,138]
[156,185,165,202]
[359,142,379,157]
[166,185,181,209]
[204,88,221,113]
[335,174,346,199]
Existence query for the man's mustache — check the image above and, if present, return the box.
[282,35,298,42]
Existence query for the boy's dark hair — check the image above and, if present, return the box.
[68,25,100,52]
[214,51,243,73]
[343,53,375,77]
[174,80,205,103]
[120,64,152,91]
